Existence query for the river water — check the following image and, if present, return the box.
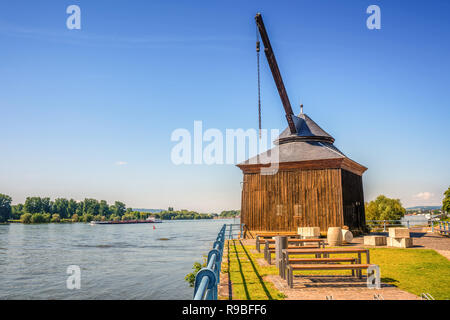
[0,219,232,299]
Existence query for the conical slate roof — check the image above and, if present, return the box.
[276,113,334,144]
[238,112,367,175]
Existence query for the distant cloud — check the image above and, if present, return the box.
[115,161,127,166]
[413,192,434,200]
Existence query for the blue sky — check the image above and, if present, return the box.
[1,0,449,212]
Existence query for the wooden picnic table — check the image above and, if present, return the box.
[264,239,326,264]
[282,248,370,262]
[256,232,299,236]
[256,233,299,241]
[281,247,370,277]
[256,238,325,252]
[259,238,324,244]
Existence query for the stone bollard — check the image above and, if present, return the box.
[275,236,288,271]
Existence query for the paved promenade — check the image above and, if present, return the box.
[266,274,420,300]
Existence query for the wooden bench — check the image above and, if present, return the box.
[280,257,358,279]
[255,233,299,247]
[286,263,379,288]
[282,248,370,263]
[264,239,325,264]
[265,244,323,264]
[256,232,299,237]
[256,238,324,252]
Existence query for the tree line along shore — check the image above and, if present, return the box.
[2,189,448,225]
[0,194,240,224]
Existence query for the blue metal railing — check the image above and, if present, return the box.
[367,219,449,234]
[366,219,430,231]
[193,223,244,300]
[227,223,244,240]
[436,221,450,235]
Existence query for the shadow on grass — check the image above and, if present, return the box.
[226,240,232,300]
[239,240,274,300]
[232,239,250,299]
[380,277,399,285]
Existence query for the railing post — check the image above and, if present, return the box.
[208,250,220,286]
[193,269,215,300]
[383,220,386,232]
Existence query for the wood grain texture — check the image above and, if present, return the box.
[239,165,366,237]
[241,167,362,234]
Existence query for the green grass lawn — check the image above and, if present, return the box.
[222,240,450,300]
[370,248,450,299]
[221,240,285,300]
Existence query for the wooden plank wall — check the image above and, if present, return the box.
[241,168,344,233]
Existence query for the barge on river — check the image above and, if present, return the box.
[90,217,162,225]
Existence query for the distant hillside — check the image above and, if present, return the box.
[406,206,441,211]
[133,208,165,213]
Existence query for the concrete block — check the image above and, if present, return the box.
[297,227,320,238]
[387,237,413,248]
[364,235,387,246]
[388,227,410,238]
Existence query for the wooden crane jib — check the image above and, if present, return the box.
[255,13,298,135]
